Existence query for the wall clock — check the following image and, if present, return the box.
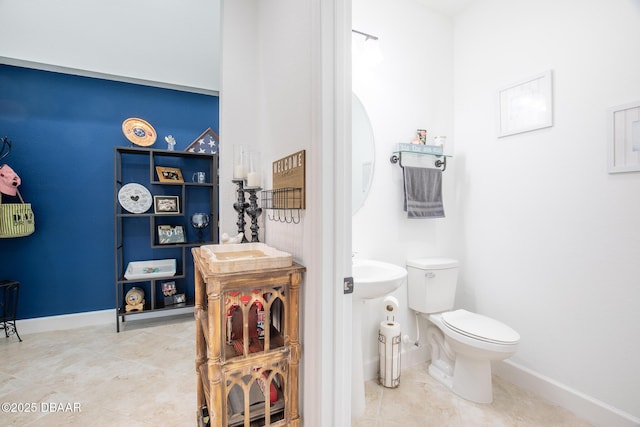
[125,287,145,312]
[118,183,152,214]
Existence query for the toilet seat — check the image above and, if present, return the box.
[442,309,520,345]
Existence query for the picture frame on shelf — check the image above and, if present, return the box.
[156,166,184,183]
[154,195,180,214]
[161,280,177,296]
[157,225,186,245]
[185,127,219,154]
[164,293,185,307]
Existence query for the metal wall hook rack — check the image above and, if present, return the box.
[261,187,303,224]
[267,208,301,224]
[390,151,447,172]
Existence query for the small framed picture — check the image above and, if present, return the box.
[156,166,184,183]
[185,127,219,154]
[157,225,186,245]
[161,280,177,296]
[154,195,180,214]
[497,70,553,137]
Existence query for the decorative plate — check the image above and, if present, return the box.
[122,118,157,147]
[118,183,153,214]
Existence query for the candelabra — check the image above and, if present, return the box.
[232,179,249,243]
[244,187,262,242]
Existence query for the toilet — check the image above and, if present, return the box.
[407,258,520,404]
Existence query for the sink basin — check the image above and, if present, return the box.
[352,259,407,300]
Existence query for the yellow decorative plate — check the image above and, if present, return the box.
[122,118,157,147]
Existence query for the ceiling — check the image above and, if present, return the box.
[413,0,477,16]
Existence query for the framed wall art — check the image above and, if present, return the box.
[154,195,180,214]
[157,224,186,244]
[498,70,553,138]
[608,100,640,173]
[156,166,184,183]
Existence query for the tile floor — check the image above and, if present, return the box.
[0,314,593,426]
[352,363,594,427]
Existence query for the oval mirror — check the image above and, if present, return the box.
[352,93,375,214]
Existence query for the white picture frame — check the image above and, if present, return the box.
[498,70,553,137]
[608,101,640,173]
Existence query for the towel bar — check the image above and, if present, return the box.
[390,151,447,172]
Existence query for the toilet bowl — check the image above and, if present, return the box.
[426,309,519,403]
[406,258,520,404]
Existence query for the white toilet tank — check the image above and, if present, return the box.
[407,258,459,314]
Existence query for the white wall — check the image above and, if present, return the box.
[352,0,456,376]
[354,0,640,424]
[454,0,640,422]
[0,0,220,94]
[220,0,351,424]
[219,0,260,240]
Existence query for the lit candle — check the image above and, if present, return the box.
[233,164,246,180]
[233,145,246,179]
[245,150,261,187]
[246,171,260,187]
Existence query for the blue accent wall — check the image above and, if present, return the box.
[0,64,219,319]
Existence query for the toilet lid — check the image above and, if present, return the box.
[442,309,520,344]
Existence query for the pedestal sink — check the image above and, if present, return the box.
[351,259,407,417]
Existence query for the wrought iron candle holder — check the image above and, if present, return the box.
[244,186,262,242]
[232,179,250,243]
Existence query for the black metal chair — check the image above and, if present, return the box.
[0,280,22,342]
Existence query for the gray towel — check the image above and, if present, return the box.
[403,166,445,218]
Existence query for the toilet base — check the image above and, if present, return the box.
[428,360,453,390]
[428,354,494,404]
[452,354,493,403]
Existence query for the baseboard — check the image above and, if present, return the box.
[494,360,640,427]
[17,307,194,335]
[18,309,114,335]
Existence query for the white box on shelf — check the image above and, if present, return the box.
[124,259,177,280]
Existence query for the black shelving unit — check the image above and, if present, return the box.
[114,146,219,332]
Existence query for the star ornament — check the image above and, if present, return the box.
[185,127,219,154]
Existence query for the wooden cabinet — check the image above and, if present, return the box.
[114,147,219,332]
[193,247,305,427]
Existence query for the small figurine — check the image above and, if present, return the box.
[221,232,244,244]
[164,135,176,151]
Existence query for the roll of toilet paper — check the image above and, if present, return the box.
[382,295,400,318]
[379,321,401,388]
